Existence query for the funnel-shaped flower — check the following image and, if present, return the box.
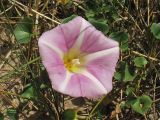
[38,16,119,98]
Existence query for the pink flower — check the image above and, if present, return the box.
[38,16,119,98]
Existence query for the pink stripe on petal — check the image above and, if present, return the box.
[80,26,119,53]
[86,51,119,92]
[39,27,68,53]
[62,71,108,98]
[39,42,63,65]
[61,74,82,97]
[59,16,83,49]
[72,18,92,49]
[59,71,73,92]
[87,65,114,92]
[85,47,119,64]
[87,49,119,67]
[46,64,67,91]
[78,74,107,98]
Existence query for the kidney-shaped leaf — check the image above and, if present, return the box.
[62,109,77,120]
[0,113,4,120]
[14,17,33,44]
[109,32,128,42]
[110,32,129,51]
[20,83,37,99]
[123,63,135,82]
[89,19,109,34]
[131,95,152,115]
[6,108,17,120]
[134,57,148,68]
[151,23,160,40]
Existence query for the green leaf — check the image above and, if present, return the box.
[125,86,135,96]
[62,15,77,23]
[14,17,33,44]
[116,62,135,82]
[62,109,77,120]
[109,32,128,42]
[114,71,122,81]
[0,113,4,120]
[6,108,17,120]
[110,32,129,51]
[85,10,95,19]
[123,63,135,82]
[40,83,48,89]
[130,95,152,115]
[134,57,148,67]
[21,83,37,99]
[151,23,160,40]
[89,19,109,34]
[120,101,128,109]
[121,42,129,52]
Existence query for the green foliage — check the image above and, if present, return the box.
[85,0,119,21]
[20,83,37,99]
[109,31,128,42]
[62,109,77,120]
[85,10,95,19]
[130,95,152,115]
[40,83,48,89]
[114,62,135,82]
[6,108,18,120]
[123,63,135,82]
[125,86,135,96]
[110,32,129,51]
[0,113,4,120]
[134,57,148,68]
[62,15,77,23]
[89,19,109,34]
[151,23,160,40]
[114,71,122,81]
[14,17,33,44]
[85,9,109,34]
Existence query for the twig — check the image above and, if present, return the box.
[73,1,86,11]
[147,0,150,26]
[144,114,148,120]
[0,4,14,16]
[116,0,143,33]
[132,51,159,62]
[10,0,61,24]
[0,51,11,69]
[45,96,60,120]
[87,96,106,120]
[153,74,157,119]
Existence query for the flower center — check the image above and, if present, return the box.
[63,48,85,73]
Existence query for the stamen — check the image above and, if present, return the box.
[63,48,86,73]
[72,59,80,65]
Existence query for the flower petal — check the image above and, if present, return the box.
[71,18,92,49]
[85,47,119,64]
[38,26,68,54]
[79,20,118,54]
[60,74,82,97]
[62,73,107,98]
[59,71,73,92]
[38,41,63,65]
[40,40,64,59]
[86,50,119,92]
[45,64,67,91]
[59,16,88,49]
[77,73,107,98]
[80,70,107,94]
